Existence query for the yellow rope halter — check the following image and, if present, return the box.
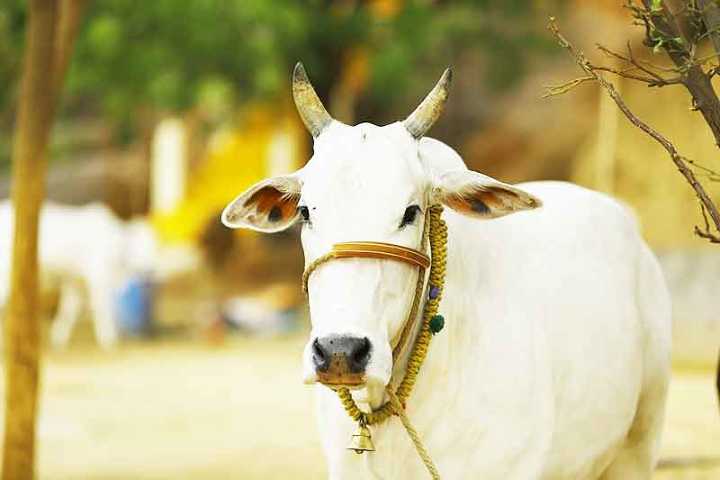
[302,205,448,479]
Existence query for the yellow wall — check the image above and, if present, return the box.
[152,106,307,244]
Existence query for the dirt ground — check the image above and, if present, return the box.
[0,334,718,479]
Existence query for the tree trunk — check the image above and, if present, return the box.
[2,1,85,478]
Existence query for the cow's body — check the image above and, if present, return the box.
[0,201,155,349]
[222,65,672,480]
[316,177,671,479]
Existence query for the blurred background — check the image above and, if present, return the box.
[0,0,718,478]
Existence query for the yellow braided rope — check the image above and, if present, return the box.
[389,205,432,360]
[302,251,336,294]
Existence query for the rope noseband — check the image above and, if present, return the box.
[302,205,448,479]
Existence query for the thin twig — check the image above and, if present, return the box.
[547,17,720,244]
[695,203,720,243]
[542,76,594,98]
[597,43,676,85]
[687,158,720,181]
[625,41,671,82]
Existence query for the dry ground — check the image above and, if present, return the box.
[0,334,718,479]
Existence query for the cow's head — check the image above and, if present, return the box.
[222,64,540,404]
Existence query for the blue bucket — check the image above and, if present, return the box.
[116,276,153,336]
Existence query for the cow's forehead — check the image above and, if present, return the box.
[301,121,427,207]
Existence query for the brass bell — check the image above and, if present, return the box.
[347,424,375,454]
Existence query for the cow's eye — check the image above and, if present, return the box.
[400,205,421,228]
[298,205,310,223]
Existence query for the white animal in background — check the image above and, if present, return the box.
[222,64,672,479]
[0,201,158,349]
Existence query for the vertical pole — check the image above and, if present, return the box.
[150,118,187,215]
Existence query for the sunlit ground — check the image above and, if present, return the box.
[0,334,718,479]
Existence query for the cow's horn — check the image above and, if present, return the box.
[403,68,452,139]
[293,62,333,138]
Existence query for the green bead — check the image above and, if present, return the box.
[429,314,444,334]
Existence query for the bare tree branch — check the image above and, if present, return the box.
[542,76,595,98]
[695,203,720,242]
[547,17,720,244]
[597,42,685,85]
[687,157,720,181]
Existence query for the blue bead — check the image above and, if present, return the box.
[428,285,440,299]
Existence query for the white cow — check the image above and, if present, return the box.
[0,201,157,349]
[222,65,671,479]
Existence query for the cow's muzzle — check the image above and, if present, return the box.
[312,335,371,386]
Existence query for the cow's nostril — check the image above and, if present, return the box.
[348,337,371,373]
[352,337,371,364]
[312,338,329,371]
[312,338,325,360]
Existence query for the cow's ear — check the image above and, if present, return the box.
[222,176,301,232]
[432,170,541,219]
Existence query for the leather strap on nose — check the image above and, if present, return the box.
[333,242,429,269]
[302,241,429,294]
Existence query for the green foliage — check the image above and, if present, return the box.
[0,0,549,146]
[0,0,25,115]
[369,0,550,105]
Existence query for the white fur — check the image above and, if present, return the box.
[0,201,159,349]
[224,122,671,479]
